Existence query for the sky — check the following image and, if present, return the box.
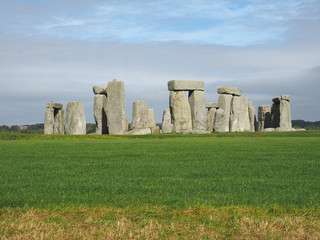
[0,0,320,125]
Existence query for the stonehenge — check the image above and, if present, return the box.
[44,79,295,135]
[258,95,293,132]
[44,102,64,134]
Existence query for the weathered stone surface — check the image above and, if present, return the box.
[279,100,292,129]
[280,95,290,101]
[131,101,148,129]
[168,80,204,91]
[230,96,250,132]
[94,94,107,134]
[147,109,156,128]
[161,108,173,133]
[53,109,64,134]
[205,102,219,109]
[150,126,160,134]
[126,128,151,135]
[93,86,107,95]
[258,105,271,131]
[169,91,192,133]
[188,90,206,131]
[46,102,63,109]
[206,107,216,132]
[44,107,54,134]
[272,97,280,103]
[217,86,242,96]
[217,94,233,132]
[213,108,226,132]
[248,101,256,132]
[106,79,126,135]
[65,101,86,135]
[270,102,280,128]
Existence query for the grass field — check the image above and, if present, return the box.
[1,131,320,239]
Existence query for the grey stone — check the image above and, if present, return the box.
[270,101,280,128]
[94,94,107,134]
[248,101,256,132]
[279,100,292,129]
[106,79,126,135]
[93,86,107,95]
[126,128,151,135]
[46,102,63,109]
[206,107,216,132]
[217,94,233,132]
[147,109,156,128]
[217,86,242,96]
[205,102,219,109]
[65,101,86,135]
[213,108,226,132]
[131,101,148,129]
[188,90,206,131]
[272,97,280,103]
[258,105,271,131]
[150,126,160,134]
[44,107,54,134]
[161,108,173,133]
[169,91,192,133]
[53,108,64,134]
[168,80,204,91]
[230,96,250,132]
[280,95,290,101]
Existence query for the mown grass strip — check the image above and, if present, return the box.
[1,206,319,239]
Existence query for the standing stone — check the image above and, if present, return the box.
[217,94,233,132]
[53,108,64,134]
[230,96,250,132]
[279,97,292,130]
[258,105,271,131]
[248,102,256,132]
[169,91,192,133]
[270,98,280,128]
[161,108,173,133]
[213,109,226,132]
[44,107,54,134]
[131,101,148,129]
[94,94,107,134]
[188,90,206,131]
[106,79,126,135]
[65,101,86,135]
[147,109,156,128]
[206,107,217,132]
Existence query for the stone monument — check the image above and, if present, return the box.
[44,102,64,134]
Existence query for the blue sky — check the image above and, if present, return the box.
[0,0,320,124]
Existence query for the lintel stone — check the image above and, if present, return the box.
[93,86,107,95]
[217,86,242,96]
[46,102,63,109]
[205,102,219,109]
[168,80,204,91]
[280,95,290,101]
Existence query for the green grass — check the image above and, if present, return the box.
[0,131,320,209]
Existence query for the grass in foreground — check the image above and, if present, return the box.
[1,206,320,239]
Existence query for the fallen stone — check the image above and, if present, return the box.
[131,101,148,129]
[150,126,160,134]
[94,94,107,134]
[206,107,216,132]
[147,109,156,128]
[106,79,126,135]
[205,102,219,109]
[65,101,86,135]
[126,128,151,135]
[169,91,192,133]
[217,94,233,132]
[46,102,63,109]
[168,80,204,91]
[217,86,242,96]
[161,108,173,133]
[189,90,206,131]
[93,86,107,95]
[230,96,250,132]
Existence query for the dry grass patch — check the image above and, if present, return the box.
[1,206,320,239]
